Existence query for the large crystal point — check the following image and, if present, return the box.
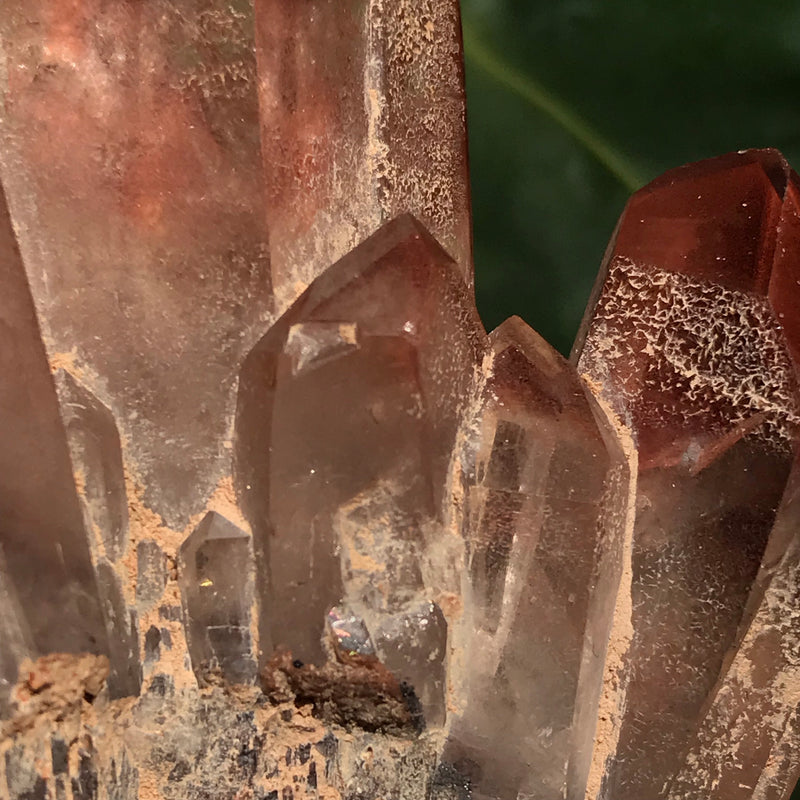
[255,0,473,311]
[444,316,633,800]
[0,178,109,677]
[178,512,257,685]
[0,0,272,527]
[234,215,485,685]
[573,149,800,799]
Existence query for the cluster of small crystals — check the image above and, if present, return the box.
[0,2,799,800]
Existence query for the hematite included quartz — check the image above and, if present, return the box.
[444,316,632,800]
[573,149,800,800]
[178,512,257,685]
[234,214,485,721]
[255,0,473,312]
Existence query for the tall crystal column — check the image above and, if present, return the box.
[0,178,109,687]
[234,215,485,707]
[444,317,633,800]
[255,0,473,311]
[0,0,272,527]
[573,149,800,799]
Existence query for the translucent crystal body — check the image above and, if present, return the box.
[178,512,257,685]
[444,316,633,800]
[573,149,800,800]
[255,0,473,311]
[234,215,485,726]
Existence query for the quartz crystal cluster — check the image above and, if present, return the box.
[0,3,798,800]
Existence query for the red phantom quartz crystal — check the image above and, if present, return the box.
[574,149,800,800]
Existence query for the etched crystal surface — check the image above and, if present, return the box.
[0,0,798,797]
[255,0,473,311]
[573,149,800,800]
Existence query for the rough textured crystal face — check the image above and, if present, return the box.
[255,0,472,312]
[443,316,633,800]
[178,512,257,685]
[234,214,485,726]
[573,149,800,800]
[1,0,799,793]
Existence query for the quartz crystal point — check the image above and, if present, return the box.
[178,512,257,685]
[255,0,473,311]
[234,215,485,716]
[573,149,800,800]
[444,316,633,800]
[0,0,272,527]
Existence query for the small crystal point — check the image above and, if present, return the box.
[254,0,473,311]
[235,214,486,669]
[445,315,632,800]
[573,148,800,799]
[178,512,257,685]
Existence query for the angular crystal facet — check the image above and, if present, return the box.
[444,316,633,800]
[0,0,272,527]
[178,512,257,685]
[255,0,473,311]
[573,149,800,800]
[234,216,486,696]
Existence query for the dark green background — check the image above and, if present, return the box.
[462,2,800,795]
[464,0,800,355]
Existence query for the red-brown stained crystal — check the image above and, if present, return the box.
[234,216,485,718]
[573,149,800,800]
[0,0,272,527]
[254,0,472,312]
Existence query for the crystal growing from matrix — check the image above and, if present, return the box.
[1,0,800,797]
[178,512,257,685]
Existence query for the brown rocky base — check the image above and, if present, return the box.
[1,654,454,800]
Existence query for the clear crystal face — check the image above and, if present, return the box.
[0,4,799,800]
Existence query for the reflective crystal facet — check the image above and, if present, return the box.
[234,216,485,707]
[444,316,632,800]
[178,512,257,685]
[255,0,473,311]
[573,149,800,800]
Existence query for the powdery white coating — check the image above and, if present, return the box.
[581,257,800,459]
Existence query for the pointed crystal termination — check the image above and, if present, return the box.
[178,512,257,685]
[443,317,632,800]
[0,177,109,687]
[0,0,271,528]
[50,369,140,698]
[254,0,473,311]
[573,149,800,799]
[53,370,128,562]
[234,215,486,692]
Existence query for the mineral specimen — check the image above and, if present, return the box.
[0,2,799,800]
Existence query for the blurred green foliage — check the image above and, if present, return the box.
[463,0,800,355]
[462,4,800,796]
